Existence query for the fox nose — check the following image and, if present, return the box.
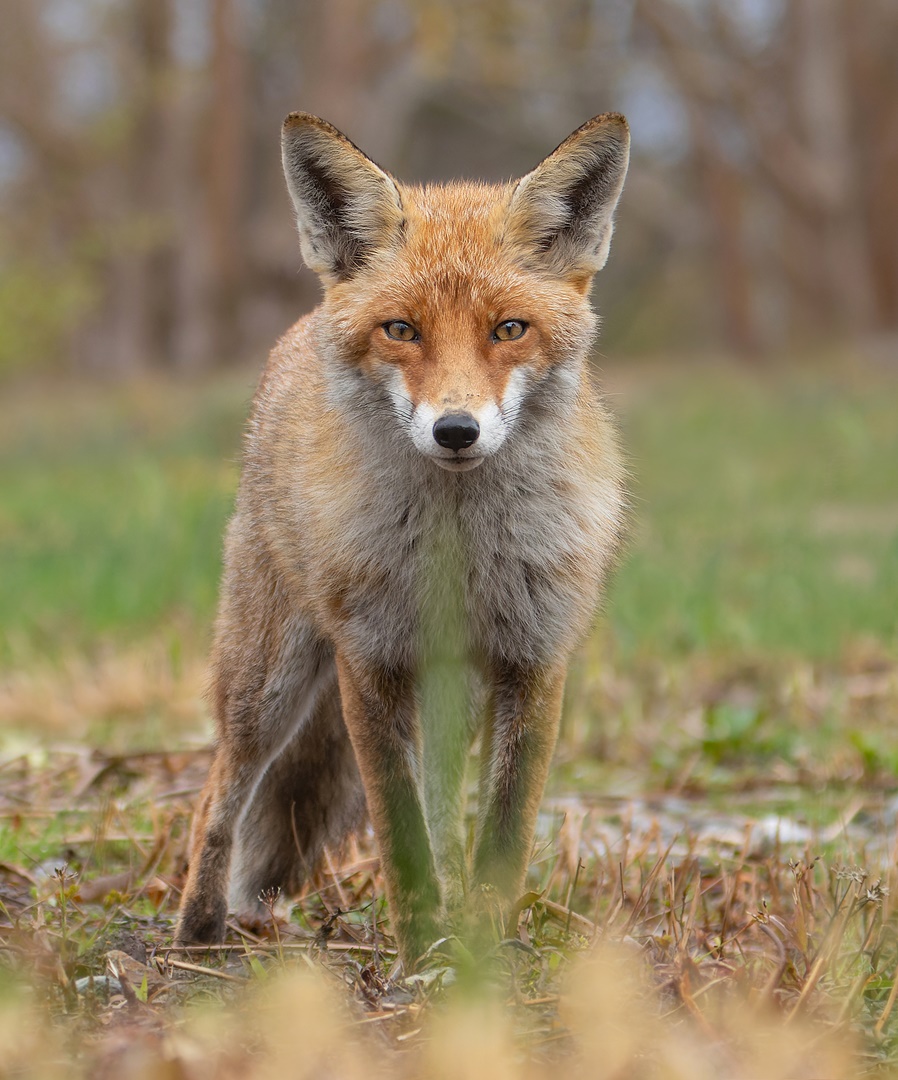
[432,412,480,451]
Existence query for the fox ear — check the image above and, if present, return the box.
[282,113,404,283]
[507,113,629,284]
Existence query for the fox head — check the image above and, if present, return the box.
[282,113,629,472]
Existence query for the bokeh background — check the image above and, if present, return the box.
[1,0,896,772]
[2,0,898,374]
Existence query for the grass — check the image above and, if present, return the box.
[607,360,898,660]
[0,375,248,669]
[1,745,896,1077]
[1,356,897,1074]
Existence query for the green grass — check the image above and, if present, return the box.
[1,360,896,672]
[608,362,898,660]
[0,376,250,667]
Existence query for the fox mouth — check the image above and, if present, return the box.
[432,455,484,473]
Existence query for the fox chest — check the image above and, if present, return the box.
[298,467,614,673]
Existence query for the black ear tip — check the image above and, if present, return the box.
[572,113,630,153]
[282,112,337,138]
[283,111,310,130]
[588,113,630,143]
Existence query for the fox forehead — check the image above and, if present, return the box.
[374,181,525,312]
[403,178,514,226]
[325,181,593,337]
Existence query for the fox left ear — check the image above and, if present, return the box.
[506,113,629,285]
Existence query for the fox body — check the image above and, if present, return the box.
[177,112,630,966]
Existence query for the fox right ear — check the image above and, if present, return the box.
[282,114,404,284]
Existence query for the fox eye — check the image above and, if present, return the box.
[383,320,419,342]
[493,320,528,342]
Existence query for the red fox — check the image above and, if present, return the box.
[176,112,629,968]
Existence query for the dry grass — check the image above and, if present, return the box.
[0,645,207,749]
[1,743,896,1078]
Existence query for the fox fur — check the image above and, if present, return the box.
[176,111,630,968]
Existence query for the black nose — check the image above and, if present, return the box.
[432,412,480,451]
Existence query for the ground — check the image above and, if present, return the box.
[1,355,896,1077]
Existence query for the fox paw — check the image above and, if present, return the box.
[175,897,227,945]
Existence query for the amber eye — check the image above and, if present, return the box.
[493,320,528,342]
[383,320,419,342]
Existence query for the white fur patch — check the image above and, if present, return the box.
[383,365,538,470]
[472,401,504,456]
[501,366,532,416]
[384,367,415,424]
[409,401,439,455]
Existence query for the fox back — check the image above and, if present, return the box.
[177,113,630,969]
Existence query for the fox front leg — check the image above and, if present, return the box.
[335,656,442,970]
[472,663,567,921]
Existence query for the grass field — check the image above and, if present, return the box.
[1,357,897,1076]
[2,360,896,673]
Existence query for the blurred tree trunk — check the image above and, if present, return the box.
[789,0,875,336]
[301,0,424,162]
[109,0,177,374]
[203,0,248,367]
[697,145,759,357]
[314,0,368,134]
[635,0,763,356]
[844,0,898,333]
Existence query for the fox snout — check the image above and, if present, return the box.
[432,412,480,451]
[403,395,513,472]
